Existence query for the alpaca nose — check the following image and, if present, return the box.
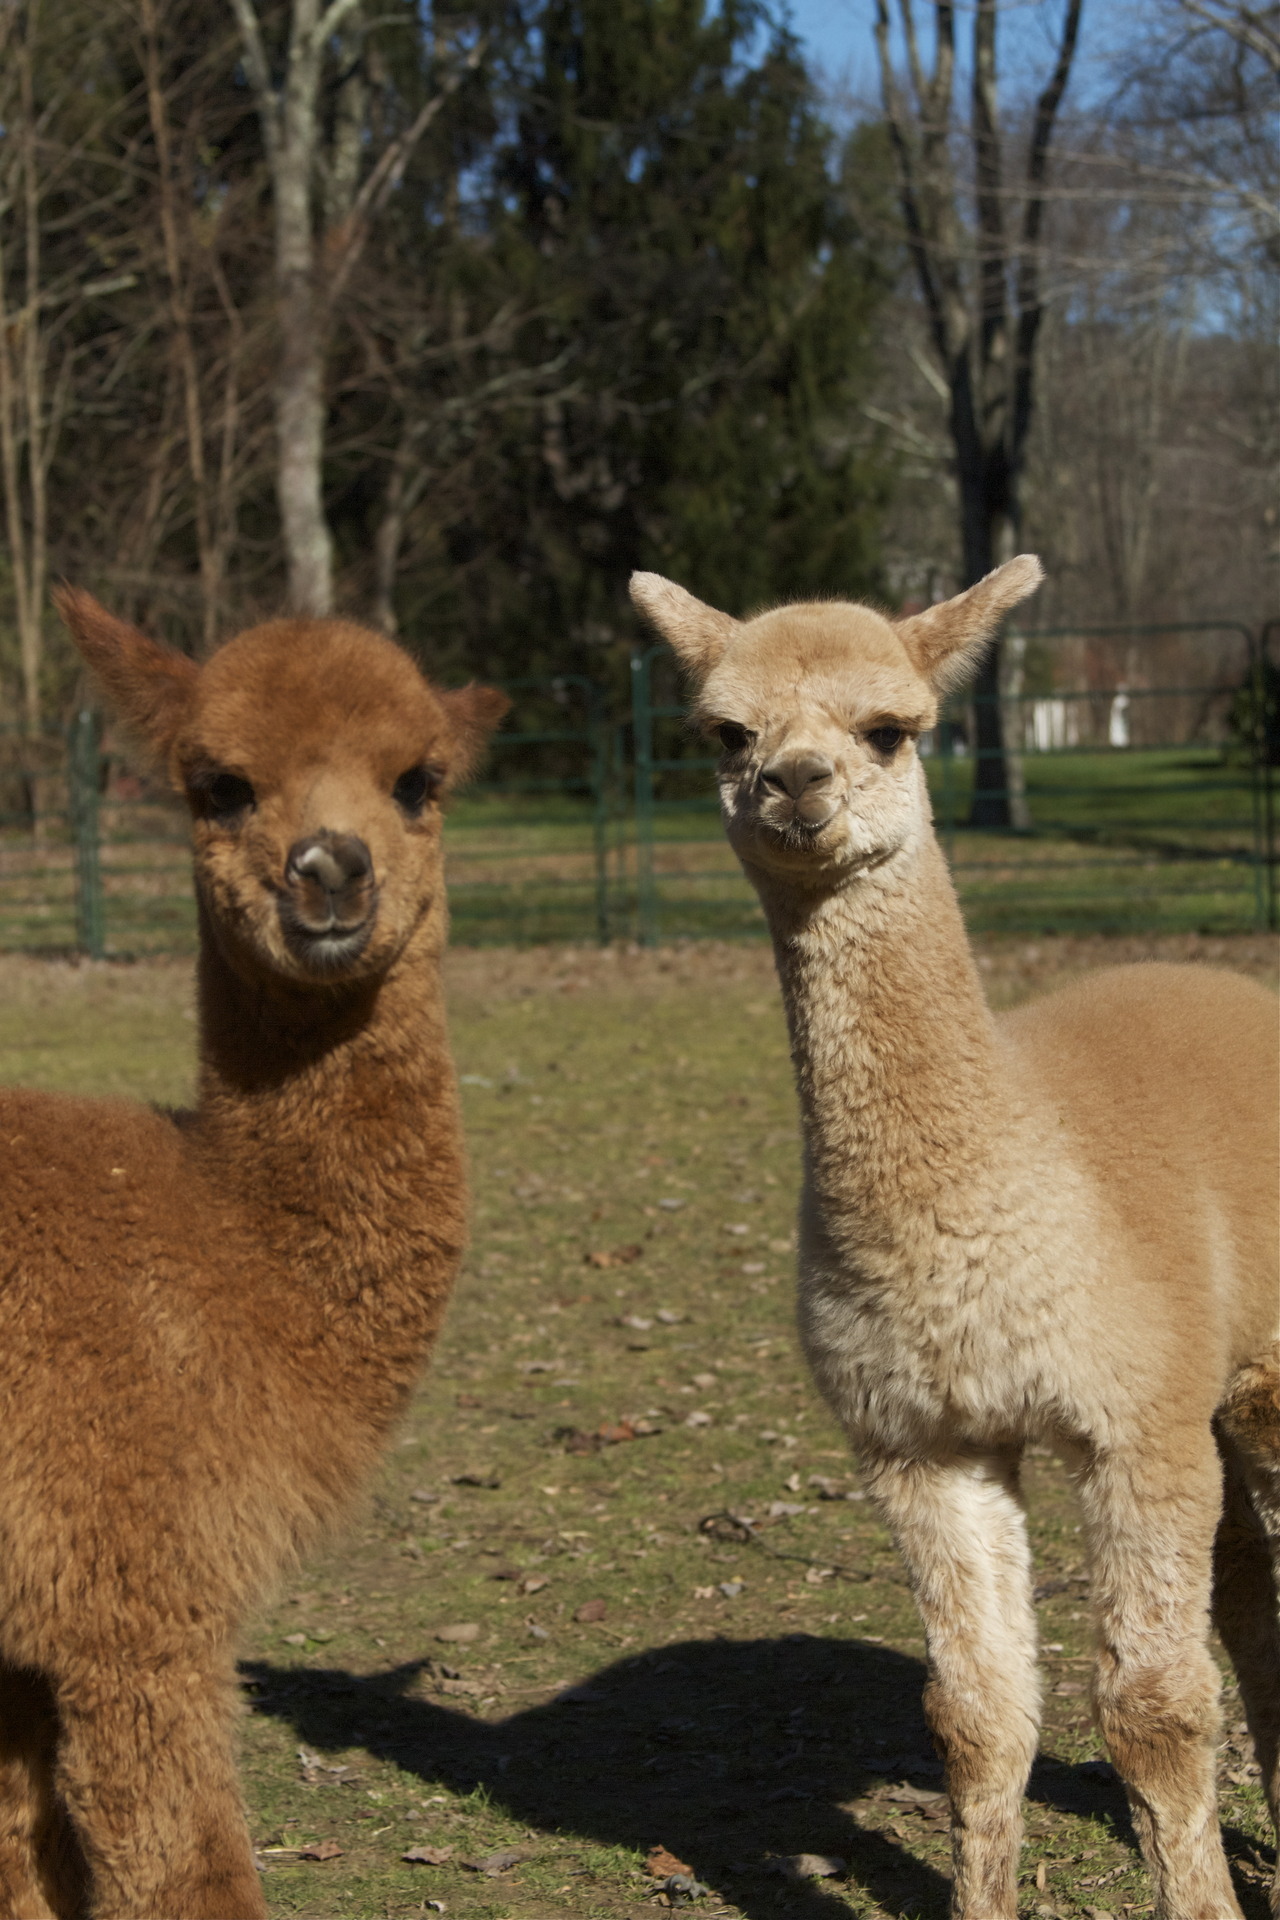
[285,833,375,933]
[759,750,835,799]
[286,832,373,896]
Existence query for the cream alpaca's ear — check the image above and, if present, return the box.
[896,555,1044,693]
[629,572,739,677]
[55,587,200,764]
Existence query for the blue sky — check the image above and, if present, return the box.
[780,1,1123,119]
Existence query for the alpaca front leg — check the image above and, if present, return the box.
[1213,1437,1280,1918]
[864,1449,1039,1919]
[0,1662,86,1920]
[1082,1440,1242,1920]
[53,1660,266,1920]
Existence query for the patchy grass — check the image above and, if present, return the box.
[0,936,1274,1919]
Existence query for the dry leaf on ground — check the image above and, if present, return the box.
[646,1845,694,1878]
[775,1852,846,1880]
[585,1244,643,1268]
[462,1845,535,1875]
[403,1843,454,1865]
[298,1837,343,1860]
[435,1621,481,1644]
[574,1597,607,1622]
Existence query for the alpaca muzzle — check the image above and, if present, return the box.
[758,750,838,828]
[280,831,378,965]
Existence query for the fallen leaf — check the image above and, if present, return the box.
[618,1313,653,1329]
[646,1845,694,1878]
[282,1632,306,1647]
[456,1392,482,1407]
[462,1846,534,1875]
[657,1197,685,1211]
[718,1580,744,1598]
[775,1853,846,1881]
[655,1307,682,1323]
[693,1584,715,1599]
[519,1573,549,1595]
[555,1417,660,1454]
[722,1222,749,1236]
[804,1566,835,1585]
[585,1244,643,1268]
[410,1486,440,1505]
[451,1472,501,1489]
[768,1500,806,1518]
[436,1622,481,1644]
[403,1844,454,1866]
[574,1597,608,1622]
[685,1409,713,1428]
[298,1838,343,1861]
[1053,1680,1085,1695]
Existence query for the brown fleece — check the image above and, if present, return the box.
[0,595,507,1919]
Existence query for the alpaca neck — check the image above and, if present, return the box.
[749,832,1007,1246]
[187,899,464,1320]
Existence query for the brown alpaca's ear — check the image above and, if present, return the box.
[55,588,199,763]
[896,556,1044,694]
[629,572,739,678]
[438,684,511,786]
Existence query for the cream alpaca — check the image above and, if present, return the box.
[631,559,1279,1920]
[0,594,507,1918]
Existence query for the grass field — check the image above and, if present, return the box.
[0,934,1276,1919]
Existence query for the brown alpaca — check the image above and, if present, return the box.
[0,594,507,1918]
[631,559,1280,1920]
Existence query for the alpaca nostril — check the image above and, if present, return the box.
[760,752,836,800]
[286,832,373,897]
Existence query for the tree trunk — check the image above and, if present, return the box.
[874,0,1081,831]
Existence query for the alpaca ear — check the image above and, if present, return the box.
[54,587,200,761]
[896,556,1044,693]
[438,683,511,785]
[629,572,739,677]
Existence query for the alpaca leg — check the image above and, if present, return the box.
[1215,1351,1280,1917]
[864,1449,1039,1919]
[53,1659,265,1920]
[1213,1437,1280,1918]
[1081,1438,1241,1920]
[0,1663,87,1920]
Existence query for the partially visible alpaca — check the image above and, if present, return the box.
[631,559,1279,1920]
[0,595,507,1918]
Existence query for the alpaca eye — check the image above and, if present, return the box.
[393,764,441,816]
[866,726,905,756]
[717,723,753,754]
[196,771,255,822]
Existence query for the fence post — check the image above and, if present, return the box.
[1254,621,1278,931]
[630,648,658,946]
[69,707,105,959]
[587,683,610,944]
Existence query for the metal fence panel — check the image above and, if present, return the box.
[0,626,1273,956]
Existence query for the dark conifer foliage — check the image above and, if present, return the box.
[0,0,889,718]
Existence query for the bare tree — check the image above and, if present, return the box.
[873,0,1083,825]
[227,0,483,615]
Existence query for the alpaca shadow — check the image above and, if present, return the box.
[243,1633,1271,1920]
[245,1635,946,1918]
